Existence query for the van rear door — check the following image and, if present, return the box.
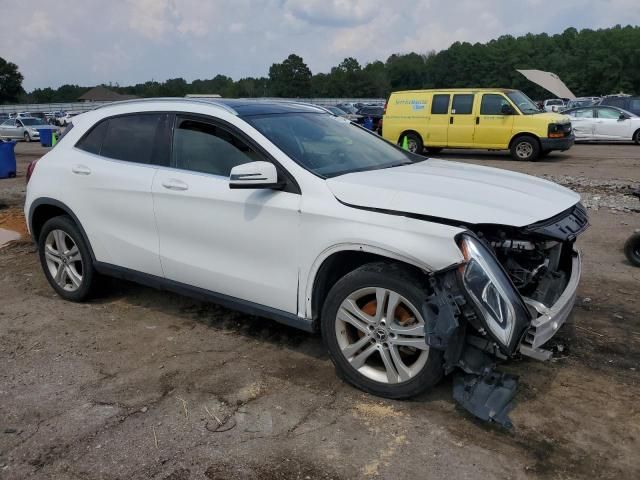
[447,94,476,146]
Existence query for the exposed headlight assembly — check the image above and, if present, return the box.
[458,234,530,354]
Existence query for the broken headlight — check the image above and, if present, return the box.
[458,234,530,354]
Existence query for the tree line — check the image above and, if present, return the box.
[1,25,638,105]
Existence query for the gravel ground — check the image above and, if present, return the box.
[0,142,639,480]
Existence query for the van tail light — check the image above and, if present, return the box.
[26,159,39,184]
[383,102,388,114]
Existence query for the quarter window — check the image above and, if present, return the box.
[431,94,450,114]
[480,94,511,115]
[451,94,474,115]
[172,117,263,177]
[76,120,109,155]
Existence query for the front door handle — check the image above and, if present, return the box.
[449,116,454,124]
[161,178,189,191]
[72,164,91,175]
[475,116,480,125]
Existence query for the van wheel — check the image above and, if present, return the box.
[510,136,540,161]
[624,233,640,267]
[321,262,443,399]
[426,147,443,154]
[400,133,423,154]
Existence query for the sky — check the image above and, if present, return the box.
[2,0,639,91]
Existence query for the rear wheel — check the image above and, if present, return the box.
[510,135,540,161]
[321,262,443,399]
[400,132,423,154]
[624,232,640,267]
[38,215,97,302]
[633,129,640,145]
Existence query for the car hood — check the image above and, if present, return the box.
[326,160,581,227]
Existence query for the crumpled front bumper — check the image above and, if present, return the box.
[519,248,581,360]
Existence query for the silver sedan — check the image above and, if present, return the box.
[0,117,60,142]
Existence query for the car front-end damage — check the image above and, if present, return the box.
[424,203,589,427]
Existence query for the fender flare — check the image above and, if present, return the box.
[28,197,97,263]
[302,242,437,319]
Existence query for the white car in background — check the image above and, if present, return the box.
[24,98,588,426]
[564,105,640,143]
[543,99,566,112]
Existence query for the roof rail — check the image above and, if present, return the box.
[92,97,238,115]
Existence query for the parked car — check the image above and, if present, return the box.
[324,106,361,122]
[599,95,640,116]
[0,117,60,142]
[355,105,383,133]
[564,97,600,110]
[383,89,573,160]
[563,105,640,143]
[542,99,566,112]
[335,103,358,114]
[24,98,587,424]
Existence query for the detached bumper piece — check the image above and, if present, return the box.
[453,370,518,429]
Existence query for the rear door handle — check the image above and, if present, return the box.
[449,116,454,124]
[161,178,188,191]
[475,116,480,125]
[72,164,91,175]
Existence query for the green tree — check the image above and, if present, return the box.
[0,57,24,104]
[268,54,312,97]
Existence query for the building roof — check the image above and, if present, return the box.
[78,86,138,102]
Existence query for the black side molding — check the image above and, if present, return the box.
[94,262,315,333]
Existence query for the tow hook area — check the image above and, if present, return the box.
[423,268,518,429]
[453,370,518,429]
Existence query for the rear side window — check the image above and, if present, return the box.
[172,117,264,177]
[100,114,163,164]
[480,94,511,115]
[76,120,108,155]
[452,94,474,115]
[431,94,450,114]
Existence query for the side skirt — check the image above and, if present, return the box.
[93,262,315,333]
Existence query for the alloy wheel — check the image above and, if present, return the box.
[44,229,84,292]
[515,141,533,159]
[335,287,429,384]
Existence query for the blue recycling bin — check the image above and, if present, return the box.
[38,128,53,147]
[363,116,374,130]
[0,141,17,179]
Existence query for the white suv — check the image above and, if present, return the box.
[25,99,587,424]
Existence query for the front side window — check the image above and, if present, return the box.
[480,94,512,115]
[597,108,622,120]
[431,94,450,114]
[245,112,418,178]
[451,94,474,115]
[172,117,263,177]
[506,90,540,114]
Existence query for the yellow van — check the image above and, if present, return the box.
[382,89,574,161]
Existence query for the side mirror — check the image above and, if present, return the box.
[618,114,627,121]
[229,161,284,190]
[500,104,515,115]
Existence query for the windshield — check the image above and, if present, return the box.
[21,118,44,126]
[245,113,420,178]
[506,91,542,114]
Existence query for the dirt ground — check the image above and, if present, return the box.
[0,142,639,480]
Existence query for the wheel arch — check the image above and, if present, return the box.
[509,132,541,149]
[397,129,423,145]
[29,198,96,262]
[305,244,433,326]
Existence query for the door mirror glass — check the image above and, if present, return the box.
[229,161,283,190]
[500,104,515,115]
[618,113,627,121]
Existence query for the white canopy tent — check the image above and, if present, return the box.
[517,69,576,99]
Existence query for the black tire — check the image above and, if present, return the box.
[510,135,540,161]
[426,147,443,154]
[633,129,640,145]
[624,232,640,267]
[400,132,423,154]
[321,262,444,399]
[38,215,97,302]
[24,132,31,142]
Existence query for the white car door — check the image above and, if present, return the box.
[152,114,301,313]
[2,119,21,139]
[594,107,632,140]
[568,108,595,140]
[69,113,166,277]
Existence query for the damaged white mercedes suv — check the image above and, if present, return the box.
[25,99,587,426]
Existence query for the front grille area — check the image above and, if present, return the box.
[525,203,589,241]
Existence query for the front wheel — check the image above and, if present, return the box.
[321,262,443,399]
[24,132,31,142]
[510,136,540,161]
[624,232,640,267]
